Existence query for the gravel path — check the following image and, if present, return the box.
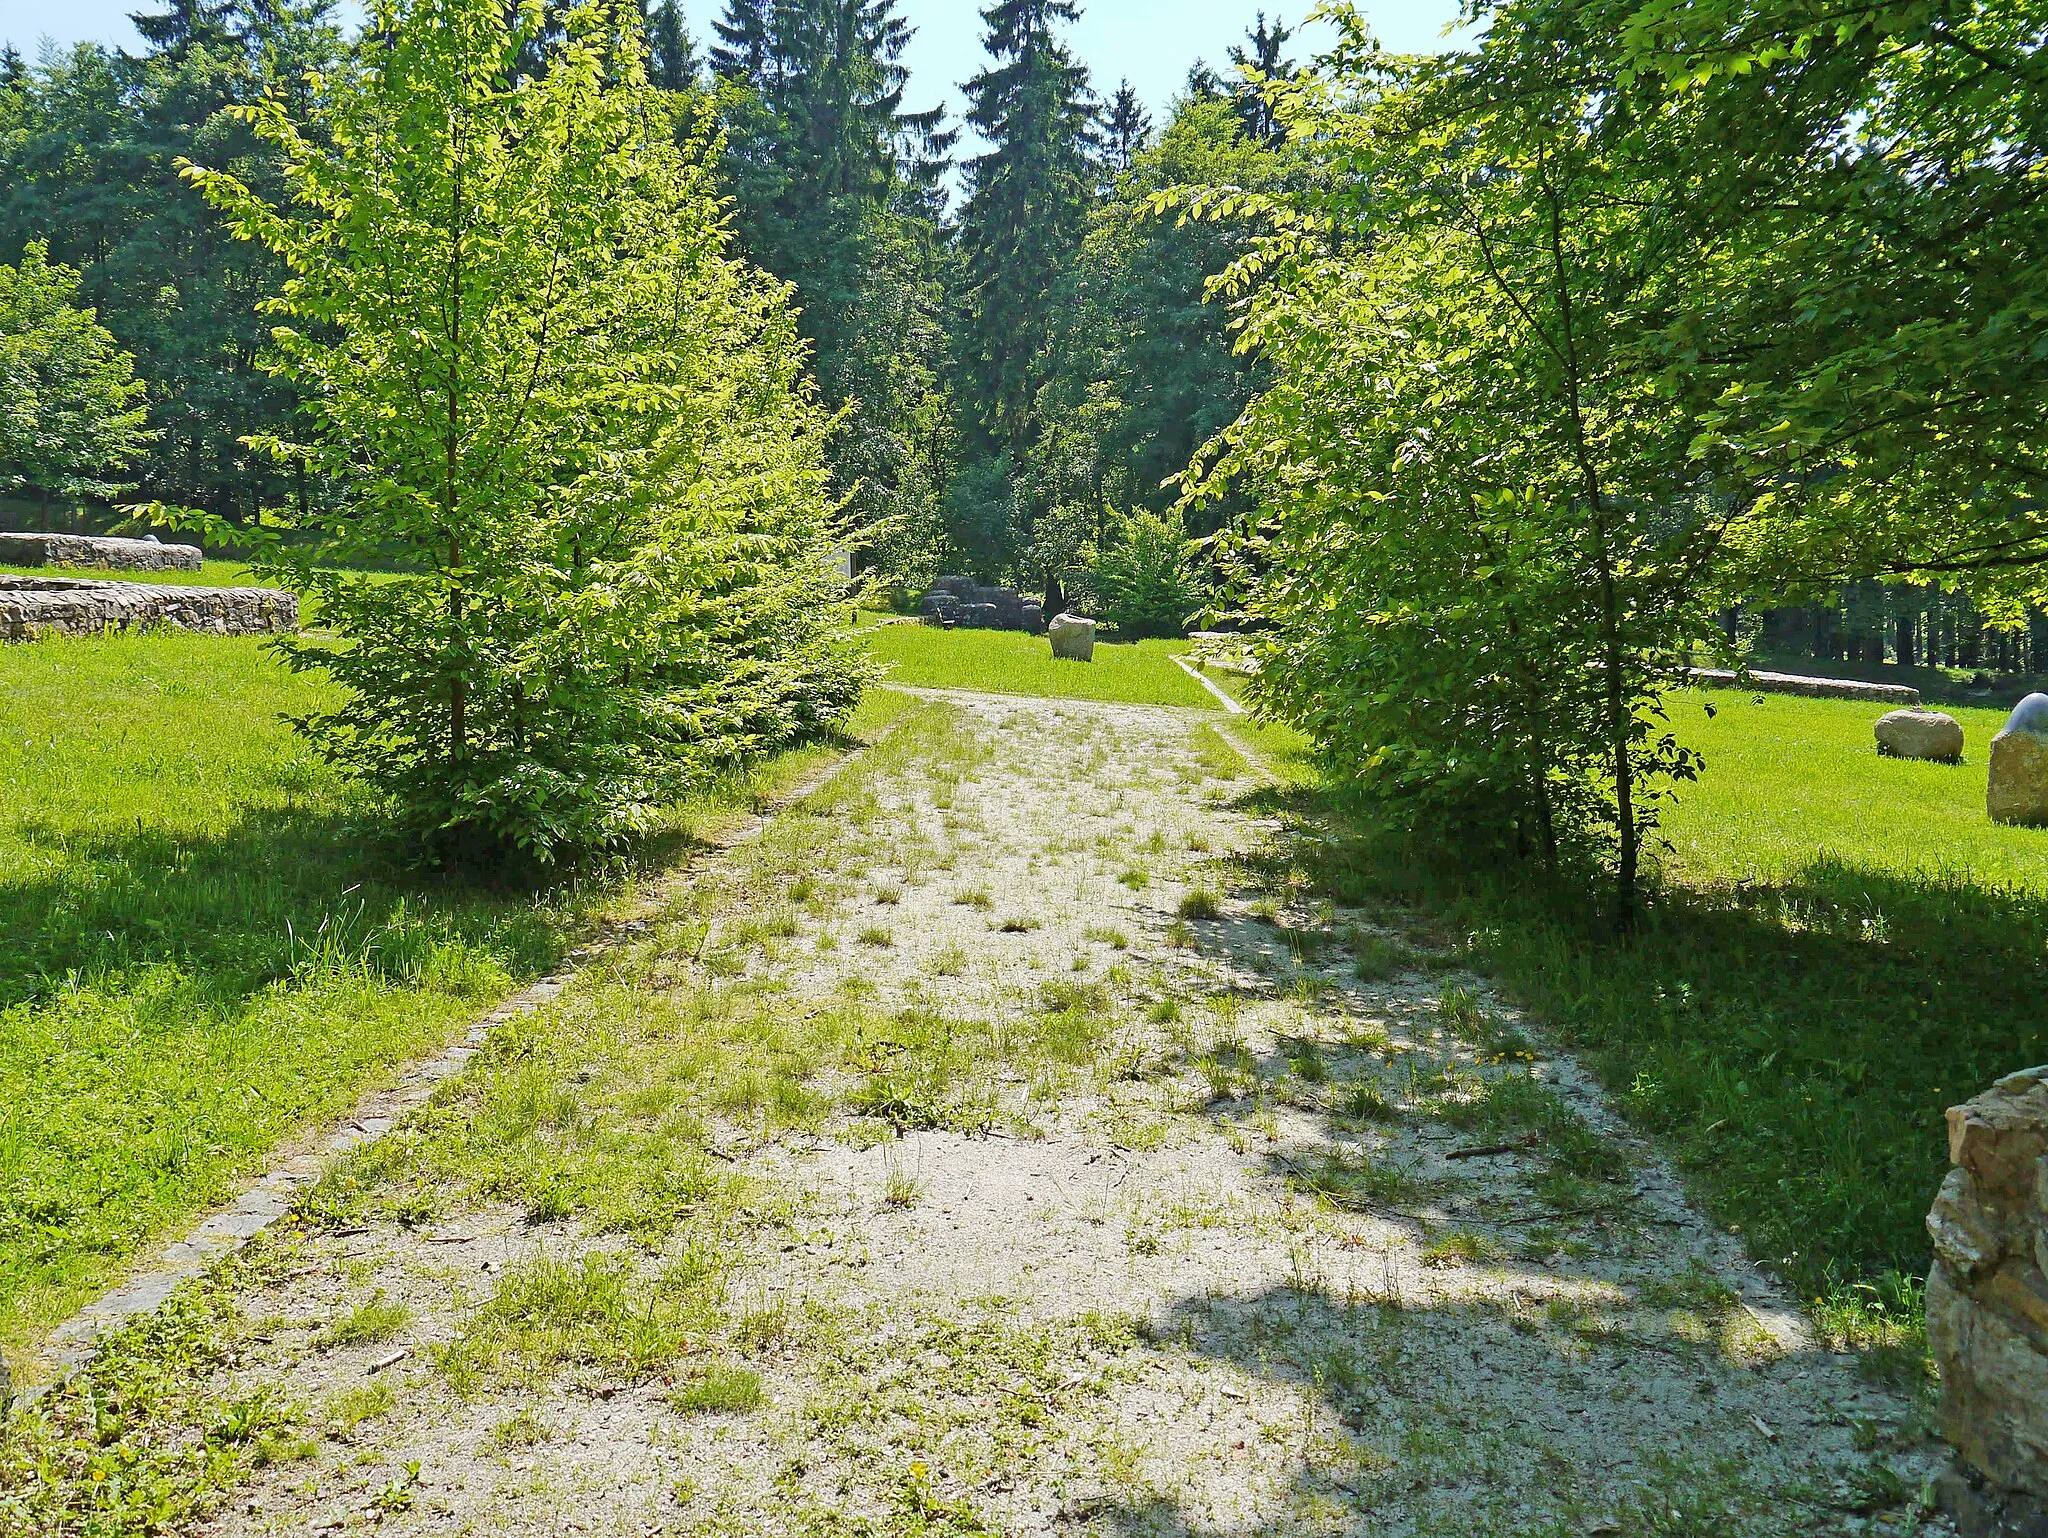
[30,692,1947,1537]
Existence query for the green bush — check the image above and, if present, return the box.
[1088,507,1197,640]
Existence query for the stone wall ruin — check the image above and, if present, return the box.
[1928,1066,2048,1536]
[0,576,298,641]
[0,532,204,573]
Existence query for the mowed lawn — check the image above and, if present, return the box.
[0,634,571,1368]
[860,620,1218,709]
[0,559,275,587]
[1659,689,2045,892]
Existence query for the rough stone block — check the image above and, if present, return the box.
[1876,708,1965,762]
[0,532,203,572]
[1049,612,1096,662]
[1930,1067,2048,1505]
[1989,696,2048,827]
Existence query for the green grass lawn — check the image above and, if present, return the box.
[1660,690,2042,890]
[0,632,904,1381]
[859,621,1219,709]
[1249,682,2046,1362]
[0,559,276,588]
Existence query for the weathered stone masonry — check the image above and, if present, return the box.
[0,576,298,641]
[0,532,204,573]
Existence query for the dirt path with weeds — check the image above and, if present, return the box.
[6,693,1950,1538]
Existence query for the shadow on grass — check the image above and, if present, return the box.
[0,807,567,1012]
[1230,781,2048,1308]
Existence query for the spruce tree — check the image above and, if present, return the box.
[130,0,239,59]
[1227,12,1295,145]
[643,0,699,92]
[956,0,1097,464]
[1103,79,1150,173]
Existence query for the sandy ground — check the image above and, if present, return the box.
[87,692,1946,1537]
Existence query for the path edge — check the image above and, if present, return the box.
[7,709,912,1415]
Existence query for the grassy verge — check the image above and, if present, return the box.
[0,560,276,588]
[0,631,906,1377]
[859,621,1217,709]
[1242,686,2046,1359]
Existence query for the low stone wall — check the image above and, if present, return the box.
[1686,666,1921,706]
[1928,1066,2048,1536]
[0,577,298,640]
[0,532,204,573]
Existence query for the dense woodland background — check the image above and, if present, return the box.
[12,0,2037,669]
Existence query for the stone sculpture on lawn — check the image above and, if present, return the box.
[1049,613,1096,662]
[1988,695,2048,827]
[1875,708,1965,763]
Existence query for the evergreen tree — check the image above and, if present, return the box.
[131,0,239,60]
[1103,79,1149,173]
[0,46,25,88]
[709,0,773,82]
[1227,12,1295,145]
[956,0,1097,470]
[0,4,341,521]
[643,0,699,92]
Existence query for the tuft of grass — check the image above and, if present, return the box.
[1351,932,1422,982]
[671,1363,765,1417]
[996,915,1042,934]
[883,1164,923,1209]
[1177,889,1223,921]
[858,925,895,948]
[1421,1230,1508,1268]
[318,1290,411,1350]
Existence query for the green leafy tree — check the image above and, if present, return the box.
[1606,0,2048,622]
[0,241,151,502]
[1188,4,1756,926]
[183,0,863,860]
[1087,506,1196,638]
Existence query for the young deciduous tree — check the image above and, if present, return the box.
[1187,5,1754,926]
[0,241,151,502]
[184,0,863,860]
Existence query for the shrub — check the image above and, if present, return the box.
[1088,507,1198,639]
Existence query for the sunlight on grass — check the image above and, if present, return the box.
[859,622,1216,708]
[1661,690,2048,893]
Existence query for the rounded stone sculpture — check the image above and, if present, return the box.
[1988,695,2048,827]
[1049,612,1096,662]
[1876,708,1965,763]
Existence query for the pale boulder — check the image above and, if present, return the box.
[1875,708,1964,763]
[1049,613,1096,662]
[1988,695,2048,827]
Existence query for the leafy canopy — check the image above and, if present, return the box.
[183,0,864,860]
